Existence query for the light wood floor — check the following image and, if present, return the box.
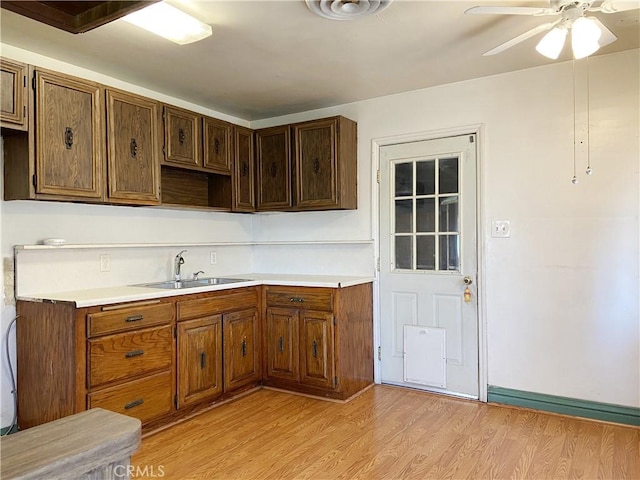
[132,386,639,479]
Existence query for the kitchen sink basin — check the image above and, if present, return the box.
[137,277,251,289]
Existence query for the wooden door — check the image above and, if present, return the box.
[177,316,223,407]
[203,117,232,174]
[256,125,291,210]
[35,70,104,199]
[299,310,335,389]
[223,308,261,391]
[232,126,255,212]
[265,307,299,381]
[163,105,201,168]
[106,89,160,204]
[292,118,337,209]
[1,58,27,130]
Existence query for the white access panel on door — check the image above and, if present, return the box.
[403,325,446,388]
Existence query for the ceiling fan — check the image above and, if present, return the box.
[465,0,640,59]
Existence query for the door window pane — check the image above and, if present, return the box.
[395,200,413,233]
[439,234,460,271]
[416,198,435,232]
[439,157,458,194]
[395,163,413,197]
[439,196,459,232]
[395,236,412,269]
[417,236,435,270]
[416,160,435,195]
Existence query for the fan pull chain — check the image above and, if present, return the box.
[585,56,593,176]
[572,59,578,185]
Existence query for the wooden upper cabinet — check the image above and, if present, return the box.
[232,126,255,212]
[163,105,200,168]
[292,116,357,210]
[106,89,160,204]
[35,70,104,199]
[256,125,291,211]
[203,117,232,174]
[1,58,28,130]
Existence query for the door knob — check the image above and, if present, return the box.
[463,276,473,285]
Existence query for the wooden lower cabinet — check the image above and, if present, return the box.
[263,283,373,400]
[15,283,371,432]
[223,308,261,392]
[177,315,223,407]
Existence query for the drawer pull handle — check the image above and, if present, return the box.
[241,337,247,357]
[312,340,318,358]
[278,336,284,353]
[289,297,304,303]
[200,351,206,369]
[125,349,144,358]
[125,315,144,323]
[124,399,144,410]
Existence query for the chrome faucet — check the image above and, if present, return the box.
[174,250,187,281]
[193,270,205,280]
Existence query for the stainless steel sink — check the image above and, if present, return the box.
[136,277,251,289]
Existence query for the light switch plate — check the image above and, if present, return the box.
[210,252,217,265]
[100,254,111,272]
[492,220,510,238]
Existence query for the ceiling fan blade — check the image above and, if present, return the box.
[465,6,557,16]
[483,20,560,56]
[595,0,640,13]
[590,17,618,47]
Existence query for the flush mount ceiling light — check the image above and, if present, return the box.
[123,2,212,45]
[465,0,639,59]
[305,0,393,20]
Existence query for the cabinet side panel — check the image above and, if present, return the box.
[16,301,78,429]
[338,116,358,210]
[335,283,374,397]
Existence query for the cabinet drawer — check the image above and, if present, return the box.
[88,370,173,424]
[88,302,174,337]
[177,288,258,320]
[88,325,173,387]
[266,289,333,311]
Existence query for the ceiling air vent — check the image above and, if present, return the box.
[305,0,393,20]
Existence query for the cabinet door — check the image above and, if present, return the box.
[163,105,201,168]
[223,308,261,391]
[265,307,299,381]
[106,89,160,204]
[1,58,27,130]
[256,125,291,210]
[292,118,337,209]
[35,70,104,199]
[232,126,255,212]
[203,117,232,174]
[299,311,335,389]
[177,315,223,407]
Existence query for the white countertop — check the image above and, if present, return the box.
[18,274,375,308]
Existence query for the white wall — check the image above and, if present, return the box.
[1,46,638,427]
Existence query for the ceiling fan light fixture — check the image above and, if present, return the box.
[571,17,602,59]
[123,2,212,45]
[536,26,567,59]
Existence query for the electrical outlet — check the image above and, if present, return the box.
[100,254,111,272]
[492,220,511,238]
[210,252,217,265]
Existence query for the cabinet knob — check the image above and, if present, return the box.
[312,340,318,358]
[130,138,138,158]
[270,162,278,178]
[178,128,186,145]
[64,127,74,149]
[278,336,284,353]
[313,158,320,174]
[214,138,221,154]
[241,337,247,357]
[200,351,206,369]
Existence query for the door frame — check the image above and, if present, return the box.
[371,124,488,402]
